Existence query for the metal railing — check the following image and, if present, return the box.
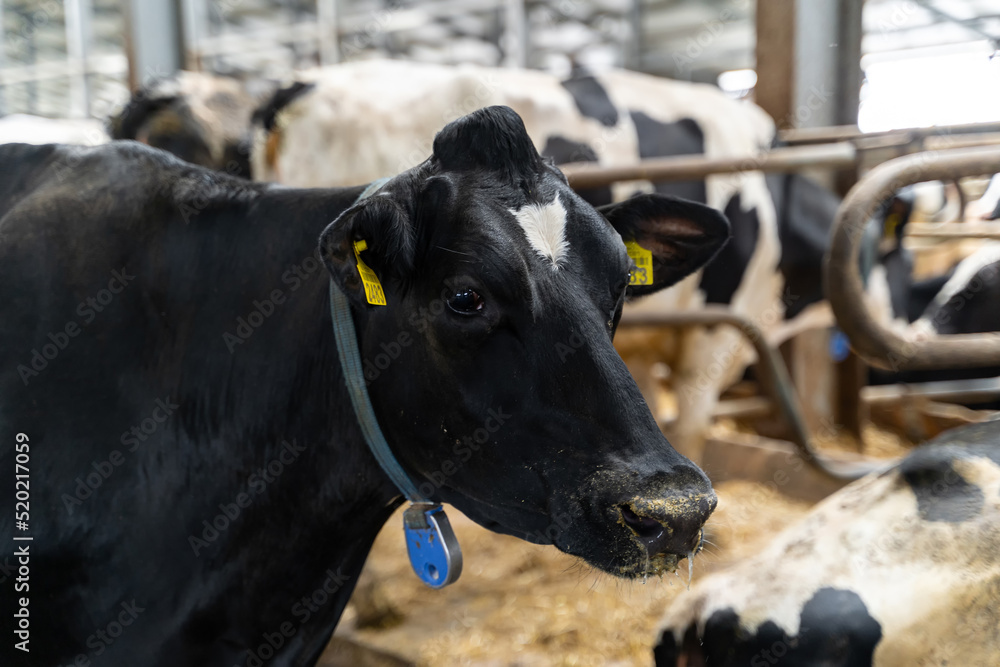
[0,0,127,118]
[620,308,888,480]
[824,145,1000,371]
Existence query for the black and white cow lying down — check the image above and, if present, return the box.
[654,418,1000,667]
[0,107,729,665]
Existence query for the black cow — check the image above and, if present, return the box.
[0,106,729,665]
[653,418,1000,666]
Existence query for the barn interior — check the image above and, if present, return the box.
[3,1,1000,665]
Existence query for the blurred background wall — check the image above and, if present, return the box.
[2,0,1000,130]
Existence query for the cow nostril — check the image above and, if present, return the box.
[620,504,666,538]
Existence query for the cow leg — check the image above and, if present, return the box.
[670,375,716,464]
[669,327,754,464]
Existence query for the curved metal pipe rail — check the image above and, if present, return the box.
[824,145,1000,371]
[620,307,889,480]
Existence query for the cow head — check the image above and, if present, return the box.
[109,72,258,178]
[319,106,729,578]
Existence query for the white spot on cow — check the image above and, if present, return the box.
[510,194,569,268]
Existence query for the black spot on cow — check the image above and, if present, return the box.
[899,433,1000,522]
[698,193,759,305]
[251,81,316,132]
[907,271,953,323]
[653,624,705,667]
[902,456,984,523]
[768,173,841,319]
[541,136,612,207]
[560,76,619,127]
[108,90,180,142]
[927,260,1000,336]
[655,588,882,666]
[629,112,707,204]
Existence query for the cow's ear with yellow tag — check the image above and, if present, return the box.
[598,194,732,297]
[319,190,414,308]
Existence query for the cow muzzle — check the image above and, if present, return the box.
[576,461,717,578]
[617,491,717,575]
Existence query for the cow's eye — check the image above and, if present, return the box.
[447,288,485,315]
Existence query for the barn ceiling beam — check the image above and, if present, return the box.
[755,0,862,130]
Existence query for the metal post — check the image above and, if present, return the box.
[127,0,184,89]
[755,0,796,126]
[317,0,340,66]
[180,0,207,73]
[502,0,526,68]
[64,0,92,118]
[625,0,642,71]
[0,0,6,115]
[793,0,862,130]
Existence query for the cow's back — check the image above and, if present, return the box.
[252,60,640,188]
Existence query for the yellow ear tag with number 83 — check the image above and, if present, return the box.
[353,240,387,306]
[624,240,653,286]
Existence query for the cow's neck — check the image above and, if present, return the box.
[174,185,405,659]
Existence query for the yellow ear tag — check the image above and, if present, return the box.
[624,240,653,286]
[883,213,900,240]
[353,239,387,306]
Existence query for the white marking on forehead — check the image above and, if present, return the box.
[509,194,569,269]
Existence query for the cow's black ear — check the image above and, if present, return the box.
[599,194,731,297]
[319,195,415,307]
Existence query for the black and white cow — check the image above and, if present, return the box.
[250,60,842,462]
[109,71,272,179]
[0,106,729,665]
[654,418,1000,667]
[883,243,1000,406]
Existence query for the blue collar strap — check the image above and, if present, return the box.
[327,177,462,588]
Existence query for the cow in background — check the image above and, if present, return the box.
[654,418,1000,666]
[249,60,844,462]
[248,59,642,202]
[109,71,274,178]
[862,189,1000,406]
